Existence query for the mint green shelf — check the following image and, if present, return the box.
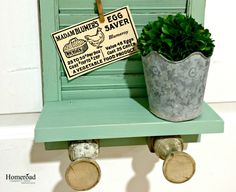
[36,0,224,150]
[35,98,223,147]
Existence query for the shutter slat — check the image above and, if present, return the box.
[59,13,184,27]
[59,0,187,11]
[62,75,145,90]
[61,88,147,100]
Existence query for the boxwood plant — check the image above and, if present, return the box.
[138,13,215,61]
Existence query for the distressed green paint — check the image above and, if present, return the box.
[39,0,61,102]
[36,0,224,149]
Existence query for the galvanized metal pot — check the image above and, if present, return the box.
[142,51,210,122]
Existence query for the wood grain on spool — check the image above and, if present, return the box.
[65,159,101,191]
[163,151,196,183]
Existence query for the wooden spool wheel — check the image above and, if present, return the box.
[65,140,101,191]
[153,137,196,183]
[65,159,101,191]
[163,151,195,183]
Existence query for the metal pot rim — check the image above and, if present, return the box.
[142,51,210,64]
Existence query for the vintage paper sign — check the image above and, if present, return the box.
[52,6,138,80]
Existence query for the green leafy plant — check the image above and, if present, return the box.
[138,13,215,61]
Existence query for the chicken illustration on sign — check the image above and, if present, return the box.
[85,27,105,49]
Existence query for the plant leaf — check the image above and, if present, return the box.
[137,13,215,60]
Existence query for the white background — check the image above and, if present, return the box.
[204,0,236,102]
[0,0,236,192]
[0,0,42,114]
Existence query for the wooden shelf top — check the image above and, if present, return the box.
[35,98,224,143]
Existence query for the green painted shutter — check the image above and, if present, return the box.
[57,0,188,100]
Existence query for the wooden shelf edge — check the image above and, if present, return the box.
[34,98,224,144]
